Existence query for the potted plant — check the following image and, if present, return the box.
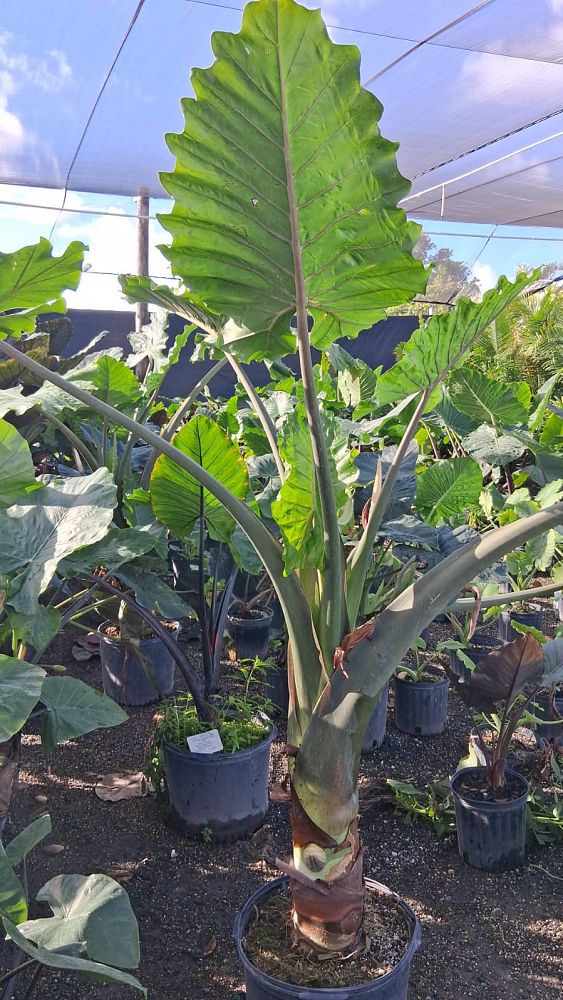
[448,633,558,871]
[146,661,276,840]
[394,638,449,737]
[2,0,563,992]
[438,605,504,681]
[497,506,559,639]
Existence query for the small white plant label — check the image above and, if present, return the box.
[186,729,224,754]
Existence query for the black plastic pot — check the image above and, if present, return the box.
[532,692,563,740]
[467,726,523,771]
[234,876,421,1000]
[263,662,289,718]
[362,683,389,753]
[98,622,178,706]
[451,766,528,871]
[498,603,544,643]
[394,672,449,737]
[163,724,277,841]
[228,605,274,661]
[449,634,503,682]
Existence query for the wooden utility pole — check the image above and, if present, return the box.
[135,187,150,331]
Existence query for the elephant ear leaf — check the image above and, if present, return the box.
[377,272,536,406]
[0,239,86,338]
[157,0,427,361]
[150,414,249,541]
[415,457,483,525]
[449,370,530,426]
[0,418,41,508]
[455,634,544,713]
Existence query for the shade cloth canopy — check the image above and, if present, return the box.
[2,0,563,226]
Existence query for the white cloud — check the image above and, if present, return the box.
[472,261,498,293]
[0,32,72,93]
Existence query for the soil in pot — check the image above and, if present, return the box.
[451,766,528,871]
[228,604,274,661]
[394,669,449,737]
[98,620,178,706]
[237,877,420,997]
[498,603,544,643]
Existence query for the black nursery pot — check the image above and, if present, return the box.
[98,621,177,707]
[533,692,563,740]
[394,672,449,737]
[228,605,274,661]
[449,634,503,682]
[362,683,389,753]
[451,766,528,872]
[498,603,544,643]
[163,724,277,841]
[234,877,421,1000]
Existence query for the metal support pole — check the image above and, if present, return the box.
[135,187,150,332]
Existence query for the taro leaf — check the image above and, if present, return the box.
[353,441,418,520]
[377,515,438,548]
[119,275,223,340]
[465,424,526,466]
[0,239,86,338]
[376,273,534,406]
[39,677,127,755]
[415,457,482,525]
[128,311,192,395]
[58,527,164,577]
[433,393,479,438]
[110,561,191,619]
[271,403,323,573]
[229,524,263,576]
[526,529,557,573]
[4,917,146,995]
[5,815,52,867]
[6,606,61,652]
[0,656,46,742]
[0,468,116,614]
[89,356,141,411]
[155,0,426,361]
[456,634,544,713]
[18,873,140,968]
[150,415,249,541]
[0,844,27,924]
[0,417,41,508]
[529,373,560,431]
[449,370,531,426]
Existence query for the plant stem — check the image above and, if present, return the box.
[347,387,432,626]
[43,413,99,471]
[227,355,285,482]
[0,960,36,988]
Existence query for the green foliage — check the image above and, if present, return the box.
[0,418,41,508]
[448,370,531,426]
[158,0,426,359]
[150,415,249,541]
[0,238,86,337]
[377,274,535,406]
[0,657,46,742]
[39,676,127,755]
[415,457,482,524]
[387,778,456,837]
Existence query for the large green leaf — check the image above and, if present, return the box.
[0,418,41,508]
[0,239,86,338]
[110,561,191,620]
[376,273,534,406]
[4,606,61,652]
[58,527,164,577]
[156,0,427,360]
[415,457,482,524]
[150,415,249,541]
[39,677,127,754]
[449,369,531,426]
[89,356,141,411]
[272,404,323,573]
[5,815,52,867]
[0,845,27,924]
[465,424,526,466]
[19,873,140,969]
[0,656,46,742]
[0,468,116,614]
[4,918,146,995]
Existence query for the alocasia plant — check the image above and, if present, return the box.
[0,0,562,963]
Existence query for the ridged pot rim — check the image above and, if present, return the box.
[233,875,422,996]
[227,603,275,628]
[97,619,180,647]
[395,670,449,690]
[451,766,529,809]
[163,722,277,763]
[503,603,543,618]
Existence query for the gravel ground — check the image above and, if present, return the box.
[1,610,562,999]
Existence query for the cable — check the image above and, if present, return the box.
[48,0,147,242]
[0,199,156,220]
